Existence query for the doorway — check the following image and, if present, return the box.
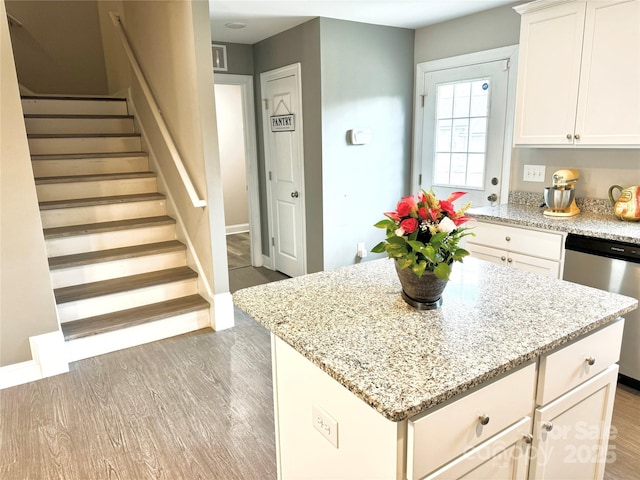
[214,74,262,268]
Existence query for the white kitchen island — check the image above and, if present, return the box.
[233,257,637,480]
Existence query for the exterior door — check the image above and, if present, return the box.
[261,64,305,277]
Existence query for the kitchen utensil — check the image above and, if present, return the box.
[609,185,640,221]
[543,169,580,217]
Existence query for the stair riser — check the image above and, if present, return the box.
[25,117,135,135]
[28,136,141,155]
[22,99,128,116]
[50,251,187,288]
[40,200,166,228]
[36,177,157,202]
[65,309,209,362]
[45,224,176,257]
[32,156,149,177]
[58,279,198,322]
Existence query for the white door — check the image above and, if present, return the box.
[261,64,305,277]
[418,57,512,206]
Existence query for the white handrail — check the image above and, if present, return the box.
[109,12,206,208]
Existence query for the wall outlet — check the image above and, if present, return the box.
[523,164,546,182]
[312,403,338,448]
[357,242,367,258]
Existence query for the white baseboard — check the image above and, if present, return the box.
[226,223,250,235]
[0,330,69,390]
[66,309,210,363]
[212,292,234,331]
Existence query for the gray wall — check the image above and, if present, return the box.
[415,1,639,201]
[211,41,254,75]
[6,0,109,95]
[319,18,414,270]
[253,19,323,273]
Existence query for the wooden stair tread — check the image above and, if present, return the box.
[54,266,197,304]
[61,295,209,340]
[22,95,126,101]
[35,172,156,184]
[40,193,166,210]
[32,152,147,161]
[48,240,186,269]
[44,215,174,238]
[24,114,133,119]
[28,133,140,139]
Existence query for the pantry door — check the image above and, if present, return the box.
[414,46,518,207]
[260,63,306,277]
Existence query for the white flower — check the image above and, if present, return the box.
[395,227,405,237]
[437,216,457,233]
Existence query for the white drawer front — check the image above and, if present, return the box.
[408,363,536,480]
[537,318,624,406]
[470,222,564,261]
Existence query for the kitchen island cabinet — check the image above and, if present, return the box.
[513,0,640,147]
[234,258,637,479]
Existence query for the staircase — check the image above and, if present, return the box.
[23,96,210,362]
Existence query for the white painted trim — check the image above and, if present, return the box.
[0,330,69,390]
[214,74,263,268]
[66,310,210,362]
[260,63,307,276]
[226,223,250,235]
[262,254,274,270]
[412,45,519,205]
[212,292,234,331]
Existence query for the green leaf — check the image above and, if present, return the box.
[397,257,413,269]
[422,245,436,262]
[371,242,387,253]
[407,240,426,253]
[386,235,407,245]
[452,248,470,261]
[412,261,427,278]
[374,219,396,229]
[434,263,451,281]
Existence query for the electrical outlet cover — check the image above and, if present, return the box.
[312,404,338,448]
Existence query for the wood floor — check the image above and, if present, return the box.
[226,232,251,270]
[0,234,637,479]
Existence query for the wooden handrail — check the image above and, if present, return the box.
[109,12,206,208]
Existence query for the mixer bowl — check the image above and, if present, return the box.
[544,187,575,211]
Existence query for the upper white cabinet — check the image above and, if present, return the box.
[513,0,640,147]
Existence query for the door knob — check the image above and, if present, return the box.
[291,191,299,198]
[487,193,497,202]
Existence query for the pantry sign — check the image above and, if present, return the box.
[270,114,295,132]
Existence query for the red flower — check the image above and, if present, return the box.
[445,191,467,203]
[453,215,472,226]
[396,199,413,217]
[428,208,440,221]
[417,191,426,203]
[418,206,428,220]
[439,200,456,217]
[400,218,418,234]
[384,211,400,222]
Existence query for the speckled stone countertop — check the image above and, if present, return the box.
[233,257,637,422]
[468,194,640,245]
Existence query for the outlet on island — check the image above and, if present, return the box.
[357,242,367,258]
[312,403,338,448]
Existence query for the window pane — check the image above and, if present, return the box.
[434,153,451,184]
[453,82,471,118]
[436,84,454,118]
[450,154,467,185]
[469,118,487,153]
[467,154,485,187]
[435,120,452,152]
[470,80,490,117]
[451,119,469,152]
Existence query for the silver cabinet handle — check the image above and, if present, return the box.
[478,415,490,426]
[542,422,554,432]
[291,191,299,198]
[585,356,596,366]
[566,133,573,140]
[505,236,511,241]
[507,258,513,263]
[501,256,507,262]
[574,134,581,140]
[523,433,534,444]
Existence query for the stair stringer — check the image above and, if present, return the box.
[126,95,233,331]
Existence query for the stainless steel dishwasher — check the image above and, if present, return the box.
[563,233,640,389]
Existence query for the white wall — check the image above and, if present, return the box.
[1,0,60,367]
[215,84,249,231]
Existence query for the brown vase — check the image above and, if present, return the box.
[394,260,448,310]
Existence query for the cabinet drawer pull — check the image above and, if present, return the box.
[507,258,513,263]
[566,133,573,140]
[523,433,534,444]
[501,256,507,261]
[505,236,511,241]
[585,356,596,366]
[542,422,554,432]
[478,415,490,426]
[574,133,581,140]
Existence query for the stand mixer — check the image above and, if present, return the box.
[543,169,580,217]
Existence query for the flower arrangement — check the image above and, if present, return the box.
[371,190,474,280]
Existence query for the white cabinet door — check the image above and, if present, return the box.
[529,366,618,480]
[509,251,560,278]
[575,0,640,145]
[514,1,586,145]
[426,417,532,480]
[466,243,508,267]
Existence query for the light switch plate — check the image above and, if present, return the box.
[312,404,338,448]
[523,164,546,182]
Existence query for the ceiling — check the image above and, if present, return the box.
[209,0,517,44]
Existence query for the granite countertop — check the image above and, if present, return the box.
[233,257,637,422]
[468,198,640,245]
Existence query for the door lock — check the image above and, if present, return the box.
[291,191,299,198]
[487,193,498,202]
